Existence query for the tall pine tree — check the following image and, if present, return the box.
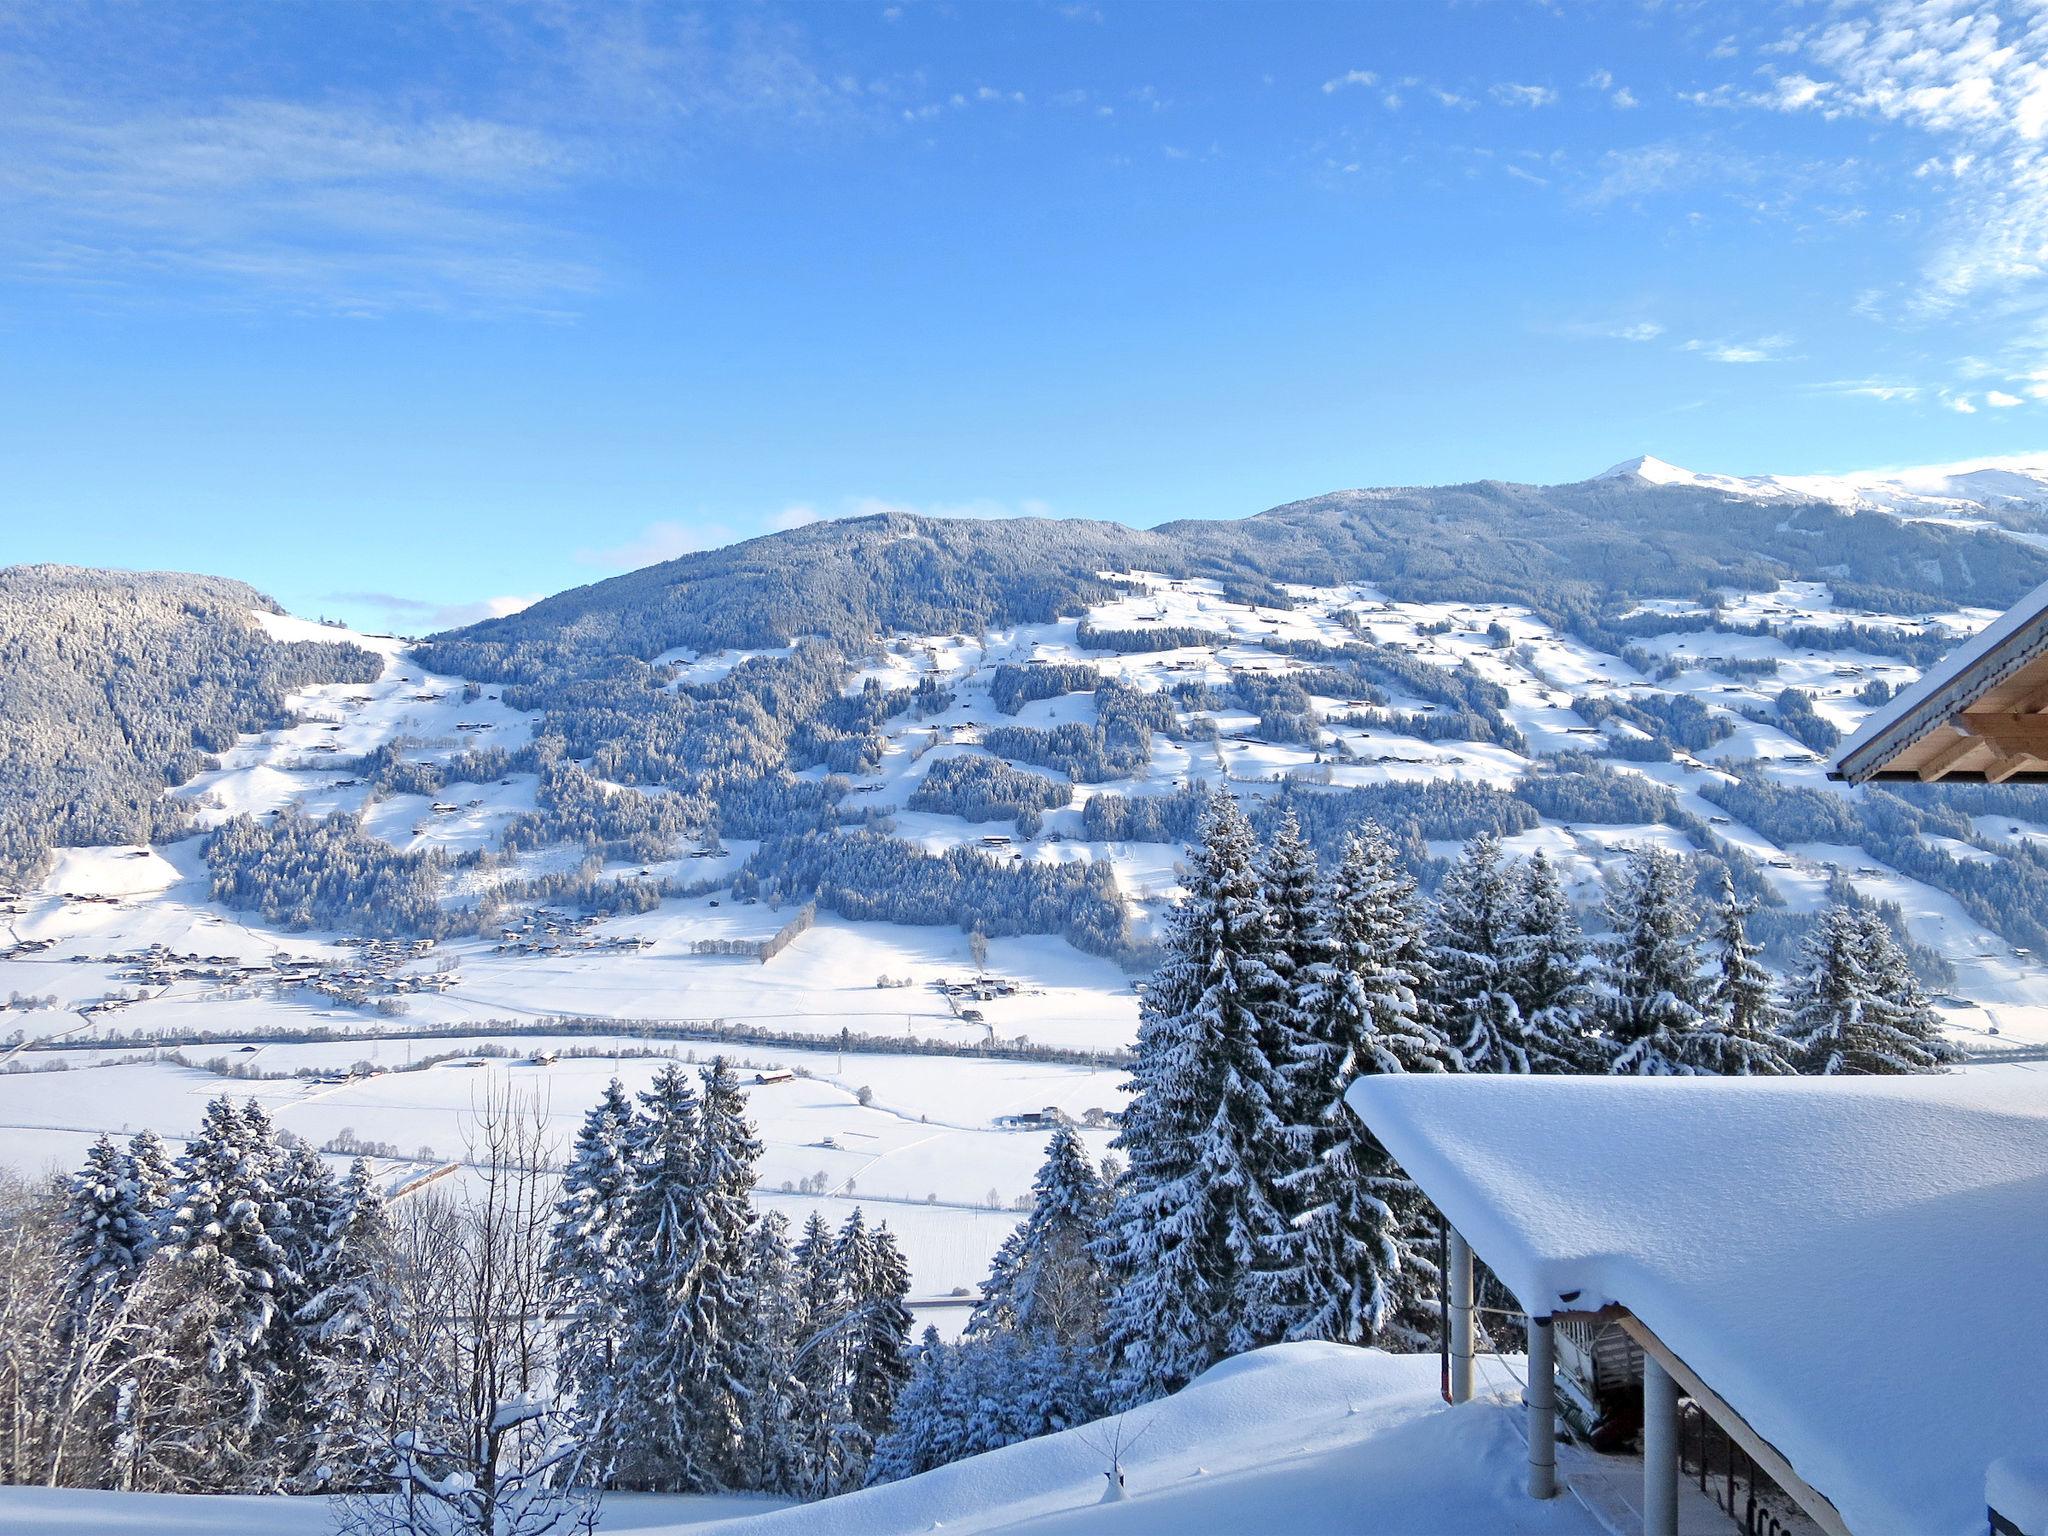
[733,1210,805,1497]
[1601,847,1712,1075]
[1100,792,1294,1404]
[789,1211,850,1500]
[61,1136,153,1324]
[684,1056,765,1488]
[1504,852,1601,1072]
[831,1210,913,1491]
[293,1157,397,1487]
[614,1064,708,1491]
[1276,824,1458,1349]
[137,1096,293,1491]
[969,1124,1106,1348]
[1697,875,1796,1075]
[1429,834,1534,1072]
[546,1078,639,1458]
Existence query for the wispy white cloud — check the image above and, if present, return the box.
[1563,318,1665,343]
[1491,83,1557,109]
[1811,378,1921,402]
[0,88,602,315]
[1950,395,1978,414]
[1986,389,2025,408]
[1321,69,1378,95]
[1681,334,1795,364]
[0,6,877,315]
[1751,4,2048,312]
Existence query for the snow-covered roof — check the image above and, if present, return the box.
[1345,1070,2048,1536]
[1833,573,2048,782]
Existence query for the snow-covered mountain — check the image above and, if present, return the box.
[1597,451,2048,544]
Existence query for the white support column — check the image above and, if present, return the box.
[1642,1354,1680,1536]
[1447,1227,1475,1405]
[1526,1314,1556,1499]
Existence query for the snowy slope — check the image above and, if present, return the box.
[0,1346,1610,1535]
[685,1344,1597,1536]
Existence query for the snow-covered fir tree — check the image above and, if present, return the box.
[1100,792,1294,1405]
[134,1096,294,1491]
[969,1123,1106,1348]
[51,1134,157,1475]
[867,1327,953,1485]
[614,1063,709,1491]
[1257,811,1323,1090]
[1601,846,1713,1075]
[1696,875,1797,1075]
[1504,851,1601,1071]
[61,1136,153,1324]
[1787,904,1962,1074]
[682,1056,764,1488]
[269,1134,342,1483]
[1274,824,1457,1349]
[292,1157,397,1487]
[545,1077,639,1459]
[789,1211,850,1499]
[124,1130,175,1245]
[880,1125,1111,1486]
[1427,833,1535,1072]
[832,1210,913,1490]
[734,1210,805,1497]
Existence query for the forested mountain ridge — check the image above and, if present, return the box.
[424,471,2048,675]
[0,566,381,881]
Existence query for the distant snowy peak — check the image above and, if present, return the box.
[1595,453,1704,487]
[1595,451,2048,522]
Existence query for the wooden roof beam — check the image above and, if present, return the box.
[1957,712,2048,756]
[1988,749,2041,785]
[1618,1315,1853,1536]
[1916,731,1987,782]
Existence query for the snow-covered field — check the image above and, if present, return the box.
[8,544,2048,1303]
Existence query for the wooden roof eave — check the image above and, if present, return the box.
[1836,621,2048,784]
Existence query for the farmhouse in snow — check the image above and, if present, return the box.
[1344,1072,2048,1536]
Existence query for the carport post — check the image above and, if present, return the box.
[1526,1314,1556,1498]
[1643,1354,1680,1536]
[1447,1226,1475,1404]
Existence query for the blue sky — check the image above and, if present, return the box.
[4,0,2047,629]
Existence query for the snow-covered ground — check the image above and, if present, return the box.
[686,1344,1599,1536]
[0,1486,790,1534]
[0,1346,1613,1536]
